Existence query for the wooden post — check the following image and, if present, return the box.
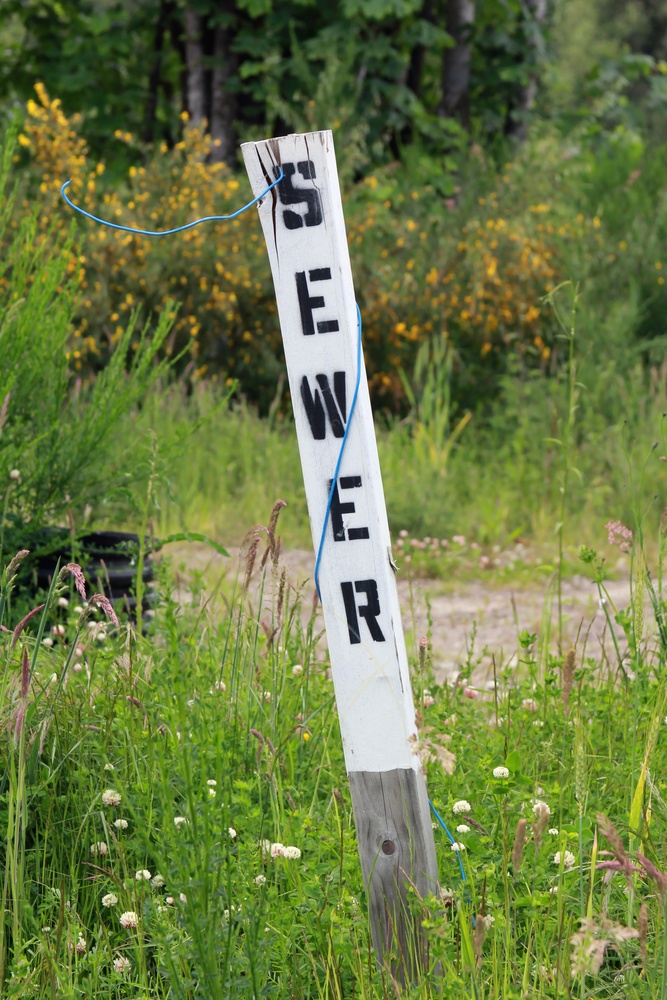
[242,131,439,979]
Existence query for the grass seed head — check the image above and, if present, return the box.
[561,648,576,717]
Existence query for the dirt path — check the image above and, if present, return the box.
[167,543,633,684]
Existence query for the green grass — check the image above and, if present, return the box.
[1,497,667,998]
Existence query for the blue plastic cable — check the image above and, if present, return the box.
[314,302,363,602]
[429,798,467,884]
[60,168,284,236]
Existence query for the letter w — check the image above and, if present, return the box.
[300,372,346,440]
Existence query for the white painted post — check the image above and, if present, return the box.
[242,132,439,978]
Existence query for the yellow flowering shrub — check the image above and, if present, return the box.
[14,84,596,412]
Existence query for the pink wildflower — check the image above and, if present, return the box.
[605,520,633,553]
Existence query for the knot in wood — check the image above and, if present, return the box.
[381,839,396,856]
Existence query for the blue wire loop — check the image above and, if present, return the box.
[314,303,363,603]
[60,168,284,236]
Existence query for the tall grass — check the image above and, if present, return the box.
[1,491,666,997]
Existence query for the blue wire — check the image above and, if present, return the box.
[428,798,467,884]
[60,169,284,236]
[314,303,363,603]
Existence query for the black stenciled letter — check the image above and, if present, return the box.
[301,372,346,439]
[328,477,370,542]
[296,268,340,336]
[341,580,386,645]
[274,161,323,229]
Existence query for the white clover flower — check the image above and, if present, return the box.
[103,762,115,771]
[102,892,118,907]
[521,698,538,713]
[283,845,301,860]
[554,850,575,868]
[114,818,128,831]
[549,828,559,836]
[450,842,466,852]
[533,800,550,818]
[102,789,121,807]
[135,869,151,881]
[208,787,216,797]
[113,955,131,974]
[263,691,272,702]
[484,914,495,927]
[174,816,188,828]
[75,934,87,954]
[456,824,470,834]
[119,911,139,929]
[179,892,187,904]
[213,680,226,692]
[152,874,165,888]
[207,779,217,787]
[452,800,471,814]
[291,664,303,676]
[165,896,175,905]
[42,637,54,647]
[57,597,69,609]
[228,827,237,839]
[270,843,285,858]
[91,841,108,857]
[260,839,272,856]
[254,874,266,886]
[9,469,20,481]
[493,766,510,779]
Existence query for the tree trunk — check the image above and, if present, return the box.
[210,5,238,164]
[184,6,207,127]
[439,0,475,128]
[144,0,170,144]
[506,0,547,140]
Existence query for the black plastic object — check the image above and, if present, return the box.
[33,529,157,622]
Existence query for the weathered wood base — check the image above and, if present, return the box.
[348,767,439,982]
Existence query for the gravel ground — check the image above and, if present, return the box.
[165,543,635,684]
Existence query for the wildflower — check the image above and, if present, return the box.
[549,827,559,835]
[228,827,237,839]
[422,689,435,707]
[165,896,175,905]
[452,535,466,546]
[260,839,272,856]
[91,841,108,857]
[493,766,510,779]
[208,787,216,797]
[605,519,633,552]
[113,955,131,974]
[104,762,115,771]
[263,691,272,702]
[206,779,217,786]
[456,824,470,834]
[114,818,128,830]
[213,679,226,692]
[152,874,165,888]
[9,469,20,481]
[179,892,187,903]
[119,911,139,928]
[102,789,121,807]
[135,869,151,881]
[102,892,118,907]
[484,914,495,927]
[270,843,285,857]
[254,874,266,886]
[291,664,303,676]
[174,816,188,828]
[521,698,538,712]
[450,842,466,852]
[57,597,69,608]
[533,800,550,819]
[42,637,54,647]
[554,850,576,868]
[283,845,301,859]
[512,818,527,870]
[76,934,86,954]
[452,800,471,814]
[463,687,478,699]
